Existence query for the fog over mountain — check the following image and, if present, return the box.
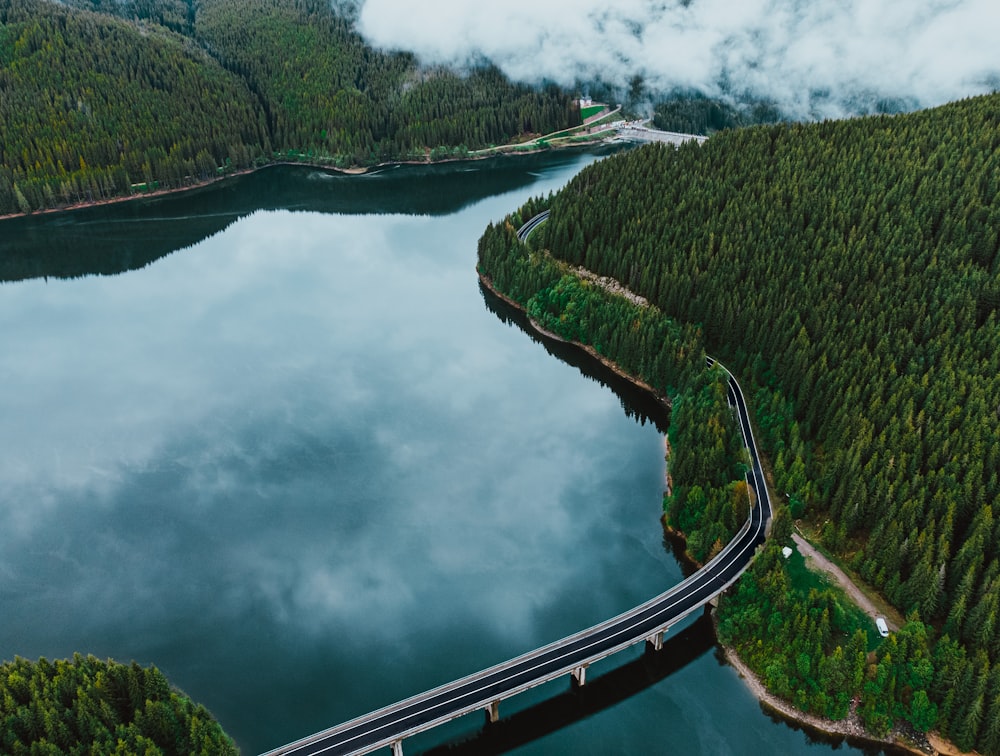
[354,0,1000,119]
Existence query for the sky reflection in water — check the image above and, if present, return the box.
[0,160,675,750]
[0,158,866,756]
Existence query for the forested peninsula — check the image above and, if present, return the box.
[0,655,236,754]
[478,92,1000,754]
[0,0,579,215]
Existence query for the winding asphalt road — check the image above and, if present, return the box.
[262,217,772,756]
[515,209,550,243]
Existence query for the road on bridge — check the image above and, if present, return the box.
[263,214,772,756]
[515,209,549,243]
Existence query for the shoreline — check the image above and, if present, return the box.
[0,135,616,223]
[718,635,935,755]
[478,269,946,756]
[0,165,257,222]
[476,271,670,409]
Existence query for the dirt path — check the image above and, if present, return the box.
[791,532,894,630]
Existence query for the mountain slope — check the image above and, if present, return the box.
[478,92,1000,753]
[0,0,580,215]
[0,0,270,213]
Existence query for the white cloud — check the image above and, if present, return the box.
[356,0,1000,118]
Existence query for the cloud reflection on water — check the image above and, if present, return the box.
[0,192,674,750]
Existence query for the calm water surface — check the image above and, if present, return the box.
[0,154,872,754]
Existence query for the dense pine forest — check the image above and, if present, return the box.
[652,92,783,135]
[0,0,579,215]
[0,655,236,754]
[478,93,1000,753]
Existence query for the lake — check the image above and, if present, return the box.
[0,152,873,755]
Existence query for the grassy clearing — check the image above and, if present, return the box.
[784,545,882,652]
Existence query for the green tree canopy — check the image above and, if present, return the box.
[479,91,1000,753]
[0,654,236,755]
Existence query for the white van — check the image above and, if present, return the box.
[876,617,889,637]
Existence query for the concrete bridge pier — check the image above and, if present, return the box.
[485,700,500,724]
[391,740,404,756]
[571,665,588,687]
[646,631,664,652]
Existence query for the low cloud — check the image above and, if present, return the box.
[356,0,1000,118]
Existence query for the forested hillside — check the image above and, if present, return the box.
[0,654,236,754]
[193,0,575,164]
[479,93,1000,752]
[0,0,579,214]
[652,92,782,135]
[0,0,270,214]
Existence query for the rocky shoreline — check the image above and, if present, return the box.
[717,637,936,755]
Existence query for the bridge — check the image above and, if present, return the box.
[262,214,772,756]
